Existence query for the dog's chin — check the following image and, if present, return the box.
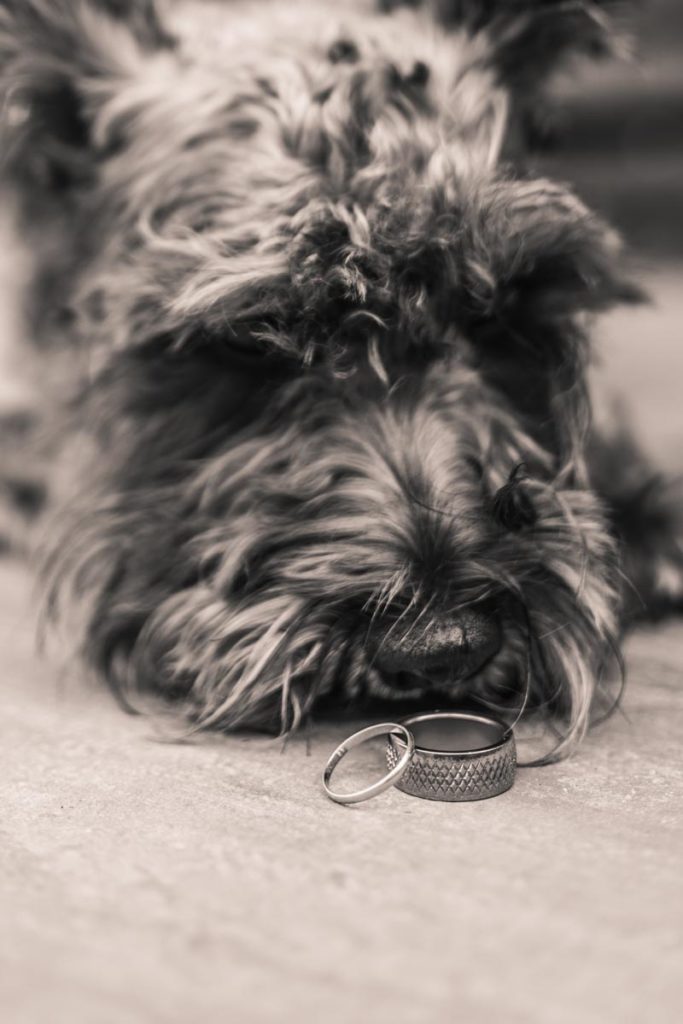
[366,669,485,704]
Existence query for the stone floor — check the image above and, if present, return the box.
[2,267,683,1023]
[1,556,682,1024]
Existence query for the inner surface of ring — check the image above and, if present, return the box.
[398,714,508,753]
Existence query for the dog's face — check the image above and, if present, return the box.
[1,1,633,756]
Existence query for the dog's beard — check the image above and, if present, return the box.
[85,468,619,764]
[41,368,620,763]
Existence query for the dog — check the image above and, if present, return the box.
[1,0,681,761]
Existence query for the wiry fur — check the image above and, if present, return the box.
[1,0,679,761]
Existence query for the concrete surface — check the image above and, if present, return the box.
[1,267,683,1024]
[1,562,682,1024]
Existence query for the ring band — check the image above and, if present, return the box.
[386,711,516,802]
[322,722,415,805]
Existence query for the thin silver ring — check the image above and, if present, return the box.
[322,722,415,805]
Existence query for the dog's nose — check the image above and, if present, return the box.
[373,609,501,685]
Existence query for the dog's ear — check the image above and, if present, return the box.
[382,1,635,92]
[457,177,642,355]
[0,0,175,194]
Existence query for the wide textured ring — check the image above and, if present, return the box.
[322,722,415,805]
[386,711,516,802]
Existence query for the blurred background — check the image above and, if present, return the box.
[546,0,683,472]
[548,0,683,259]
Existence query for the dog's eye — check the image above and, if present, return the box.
[327,39,359,64]
[491,467,537,532]
[464,455,484,480]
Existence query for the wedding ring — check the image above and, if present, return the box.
[322,722,414,805]
[386,711,516,801]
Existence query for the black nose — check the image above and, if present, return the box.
[373,609,501,686]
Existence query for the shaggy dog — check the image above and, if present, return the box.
[0,0,681,760]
